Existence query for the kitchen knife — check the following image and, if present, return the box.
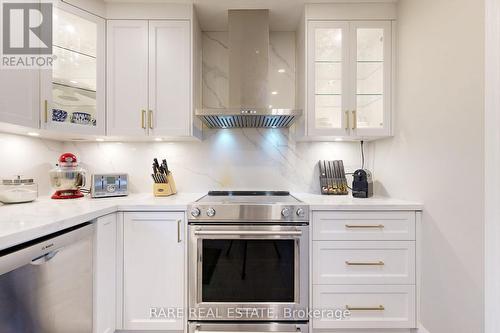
[153,158,161,172]
[162,159,169,174]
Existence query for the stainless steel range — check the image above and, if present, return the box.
[188,191,309,329]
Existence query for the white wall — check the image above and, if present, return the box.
[371,0,485,332]
[0,133,64,196]
[485,0,500,331]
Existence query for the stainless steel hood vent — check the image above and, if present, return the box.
[199,110,300,129]
[197,10,301,129]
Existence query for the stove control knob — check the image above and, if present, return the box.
[190,208,201,218]
[206,208,216,217]
[281,207,291,218]
[296,208,306,217]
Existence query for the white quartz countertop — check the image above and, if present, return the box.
[0,192,422,251]
[294,193,423,211]
[0,193,203,251]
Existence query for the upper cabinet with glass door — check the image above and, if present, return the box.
[307,21,349,136]
[306,20,392,139]
[41,2,105,135]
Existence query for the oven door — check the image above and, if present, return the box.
[188,224,309,321]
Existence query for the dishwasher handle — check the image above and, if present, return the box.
[30,250,60,265]
[0,223,94,276]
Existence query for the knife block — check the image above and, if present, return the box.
[153,172,177,197]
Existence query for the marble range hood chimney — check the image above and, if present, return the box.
[196,9,301,129]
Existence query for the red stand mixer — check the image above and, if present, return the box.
[49,153,86,199]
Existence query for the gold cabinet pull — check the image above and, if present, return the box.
[148,110,154,129]
[345,110,349,130]
[345,260,385,266]
[141,110,146,129]
[44,100,48,123]
[177,219,182,243]
[345,224,385,229]
[346,305,385,311]
[352,110,357,130]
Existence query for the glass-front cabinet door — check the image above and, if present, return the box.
[41,2,105,135]
[307,21,349,136]
[307,20,392,139]
[350,21,392,137]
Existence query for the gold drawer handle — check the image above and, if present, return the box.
[345,110,349,130]
[346,305,385,311]
[345,224,385,229]
[345,260,385,266]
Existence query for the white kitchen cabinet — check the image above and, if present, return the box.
[312,211,415,241]
[305,20,393,140]
[0,70,39,128]
[313,241,415,285]
[149,21,191,137]
[106,20,149,137]
[107,19,196,139]
[123,212,185,331]
[94,213,117,333]
[311,210,419,332]
[313,285,416,329]
[40,1,105,135]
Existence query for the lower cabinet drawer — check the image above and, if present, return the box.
[312,285,416,329]
[313,211,416,241]
[313,241,415,285]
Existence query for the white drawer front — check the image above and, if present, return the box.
[313,211,415,241]
[313,285,416,329]
[313,241,415,285]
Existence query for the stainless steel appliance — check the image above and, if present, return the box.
[188,191,309,322]
[189,322,309,333]
[0,223,94,333]
[91,173,128,198]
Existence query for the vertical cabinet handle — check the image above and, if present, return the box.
[149,110,154,129]
[345,110,349,130]
[44,100,48,123]
[141,110,146,129]
[177,219,182,243]
[351,110,357,130]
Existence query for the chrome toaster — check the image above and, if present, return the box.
[91,173,128,198]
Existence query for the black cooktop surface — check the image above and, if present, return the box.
[208,191,290,196]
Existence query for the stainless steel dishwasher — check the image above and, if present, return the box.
[0,222,94,333]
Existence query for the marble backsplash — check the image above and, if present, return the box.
[0,131,366,196]
[203,31,296,109]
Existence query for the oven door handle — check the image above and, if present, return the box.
[196,331,301,333]
[193,230,302,236]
